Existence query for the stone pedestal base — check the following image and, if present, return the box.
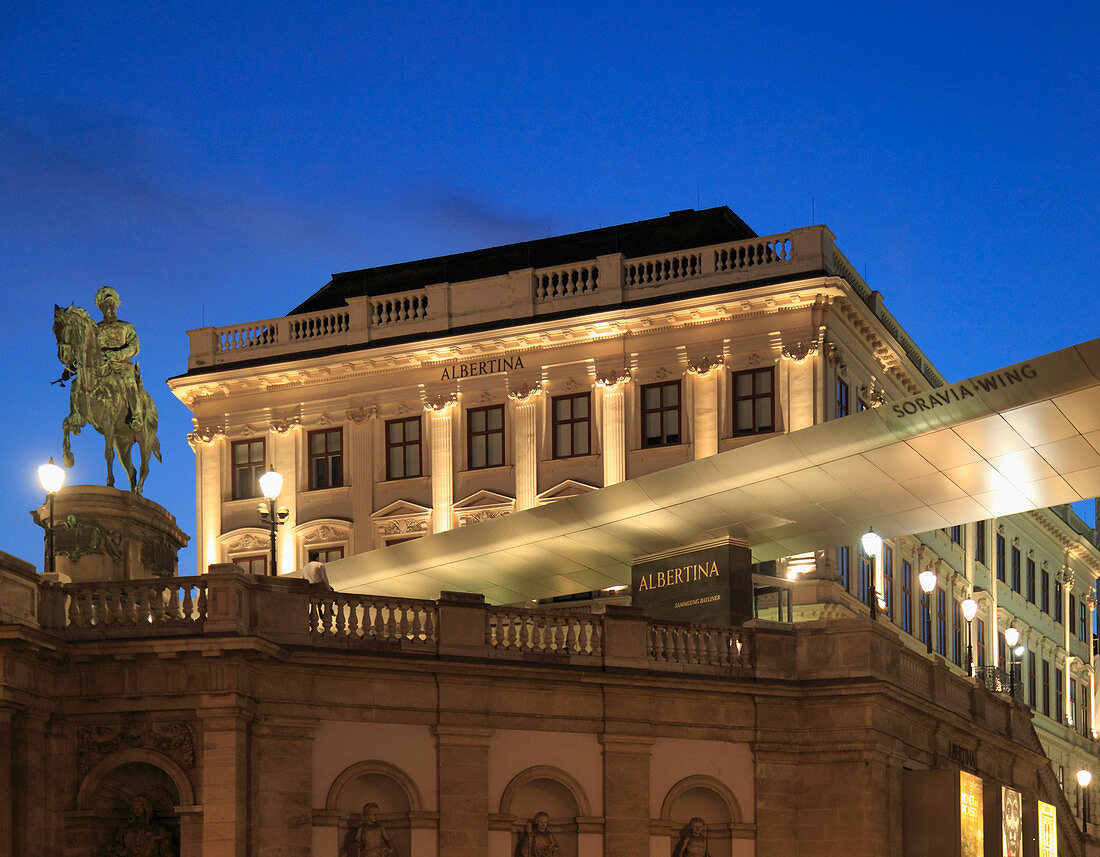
[32,486,189,582]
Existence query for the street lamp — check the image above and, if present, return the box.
[37,457,65,575]
[258,470,284,577]
[919,569,937,654]
[861,527,883,621]
[1078,769,1091,834]
[961,597,978,676]
[1004,626,1020,698]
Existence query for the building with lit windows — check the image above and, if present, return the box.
[163,206,1100,851]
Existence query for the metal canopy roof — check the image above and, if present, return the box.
[327,338,1100,603]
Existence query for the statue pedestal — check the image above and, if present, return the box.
[32,486,189,582]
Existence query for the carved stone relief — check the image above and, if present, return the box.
[77,714,195,774]
[55,515,123,563]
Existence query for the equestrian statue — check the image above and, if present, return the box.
[52,287,161,494]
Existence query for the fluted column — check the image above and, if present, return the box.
[509,384,541,511]
[270,423,299,575]
[687,358,721,459]
[427,395,457,533]
[187,426,225,574]
[598,371,629,487]
[346,408,375,553]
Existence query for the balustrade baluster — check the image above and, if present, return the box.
[385,604,397,640]
[565,619,578,654]
[410,607,423,641]
[346,599,360,638]
[424,609,435,642]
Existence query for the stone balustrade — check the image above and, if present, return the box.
[186,225,908,372]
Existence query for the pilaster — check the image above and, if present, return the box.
[509,388,540,511]
[599,733,652,857]
[688,366,718,459]
[428,400,456,533]
[345,408,374,553]
[199,706,254,857]
[189,428,224,575]
[433,725,491,857]
[599,381,627,487]
[251,717,316,857]
[269,425,298,575]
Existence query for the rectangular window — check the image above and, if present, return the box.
[1056,669,1064,723]
[1026,558,1036,604]
[883,546,894,619]
[731,368,775,436]
[996,535,1006,582]
[552,393,591,458]
[936,589,947,656]
[641,382,681,447]
[1080,601,1088,643]
[1070,678,1077,726]
[952,600,962,666]
[308,546,344,564]
[467,405,505,469]
[231,439,265,500]
[975,520,986,566]
[1082,687,1090,735]
[976,618,986,668]
[386,417,422,480]
[838,546,850,589]
[835,378,849,418]
[234,554,267,576]
[1041,569,1050,613]
[950,525,963,546]
[1055,588,1063,624]
[1011,546,1021,593]
[1070,594,1077,636]
[900,559,912,633]
[1028,651,1037,709]
[1042,660,1051,716]
[308,428,343,490]
[859,555,871,605]
[919,590,930,645]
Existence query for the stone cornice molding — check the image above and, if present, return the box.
[423,393,458,414]
[345,406,377,424]
[595,369,632,390]
[780,341,819,365]
[187,423,226,448]
[507,381,543,403]
[269,416,302,434]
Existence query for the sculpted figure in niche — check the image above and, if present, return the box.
[515,811,560,857]
[351,802,396,857]
[673,817,709,857]
[105,795,178,857]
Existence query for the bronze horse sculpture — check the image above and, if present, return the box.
[52,303,161,494]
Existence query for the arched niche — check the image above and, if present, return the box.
[72,749,194,856]
[660,775,742,857]
[325,760,423,857]
[500,766,589,857]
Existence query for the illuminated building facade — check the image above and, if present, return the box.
[169,207,1100,827]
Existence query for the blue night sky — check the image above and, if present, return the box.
[1,1,1097,572]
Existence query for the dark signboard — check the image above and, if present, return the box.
[631,538,753,625]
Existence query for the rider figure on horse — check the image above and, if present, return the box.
[93,286,146,429]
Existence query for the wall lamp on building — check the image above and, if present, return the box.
[861,528,883,621]
[37,457,66,576]
[961,597,978,677]
[258,470,288,576]
[1078,769,1091,834]
[918,568,937,654]
[1003,626,1023,699]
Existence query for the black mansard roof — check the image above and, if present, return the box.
[291,206,756,315]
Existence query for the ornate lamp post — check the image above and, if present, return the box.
[961,597,978,676]
[861,527,883,621]
[258,470,284,577]
[37,457,65,575]
[1004,626,1020,698]
[919,568,937,654]
[1078,769,1092,834]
